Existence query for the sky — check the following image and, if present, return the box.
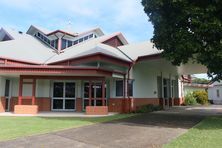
[0,0,209,79]
[0,0,154,43]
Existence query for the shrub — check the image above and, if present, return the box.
[135,104,162,113]
[193,90,208,105]
[184,92,197,105]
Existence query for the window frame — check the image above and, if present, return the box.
[115,79,124,97]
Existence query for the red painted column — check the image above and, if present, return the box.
[32,79,36,105]
[89,81,92,106]
[102,80,105,106]
[18,76,23,105]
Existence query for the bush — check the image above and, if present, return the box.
[135,104,162,113]
[193,90,208,105]
[184,92,197,105]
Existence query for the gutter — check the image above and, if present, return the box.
[126,61,136,113]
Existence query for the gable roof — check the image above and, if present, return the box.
[45,33,131,64]
[0,28,131,65]
[0,32,56,64]
[0,26,165,67]
[118,41,162,61]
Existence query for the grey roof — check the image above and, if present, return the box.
[118,41,162,61]
[0,26,162,65]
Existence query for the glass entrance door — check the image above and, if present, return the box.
[4,80,11,112]
[83,81,106,110]
[52,82,76,111]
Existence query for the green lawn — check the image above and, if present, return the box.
[165,116,222,148]
[0,114,134,141]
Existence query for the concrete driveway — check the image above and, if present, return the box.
[0,105,222,148]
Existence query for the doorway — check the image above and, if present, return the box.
[83,81,106,110]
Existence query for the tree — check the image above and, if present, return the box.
[142,0,222,81]
[192,78,210,84]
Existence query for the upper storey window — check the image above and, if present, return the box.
[35,32,57,49]
[35,32,96,51]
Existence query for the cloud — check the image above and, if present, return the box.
[0,0,153,42]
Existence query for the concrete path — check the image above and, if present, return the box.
[1,105,222,148]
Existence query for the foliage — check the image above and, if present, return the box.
[193,90,208,105]
[192,78,210,84]
[135,104,162,113]
[164,117,222,148]
[142,0,222,81]
[184,92,197,105]
[0,114,134,141]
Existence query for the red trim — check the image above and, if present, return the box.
[20,75,106,80]
[18,76,23,105]
[48,53,131,67]
[46,30,77,37]
[102,80,105,106]
[32,79,36,105]
[0,65,125,76]
[103,36,124,47]
[136,53,161,62]
[89,81,92,106]
[0,56,40,65]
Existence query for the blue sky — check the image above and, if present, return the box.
[0,0,154,43]
[0,0,208,79]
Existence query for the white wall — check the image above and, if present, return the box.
[130,59,178,98]
[208,86,222,100]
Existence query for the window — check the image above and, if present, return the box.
[62,39,67,49]
[128,80,134,96]
[163,79,168,98]
[50,40,55,47]
[54,39,58,49]
[116,80,123,97]
[79,38,83,43]
[65,82,75,98]
[53,82,64,97]
[4,80,10,97]
[89,34,93,38]
[217,89,220,98]
[84,36,89,41]
[68,40,72,47]
[73,40,78,45]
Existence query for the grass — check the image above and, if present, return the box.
[165,116,222,148]
[0,114,135,141]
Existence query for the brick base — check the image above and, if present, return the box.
[14,105,39,114]
[0,97,6,112]
[86,106,108,115]
[76,98,83,112]
[174,98,184,106]
[10,97,51,112]
[109,98,161,113]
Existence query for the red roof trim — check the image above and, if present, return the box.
[0,65,126,76]
[0,56,40,65]
[46,30,77,37]
[136,53,161,63]
[48,52,132,67]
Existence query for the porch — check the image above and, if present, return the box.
[14,75,114,115]
[1,74,131,115]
